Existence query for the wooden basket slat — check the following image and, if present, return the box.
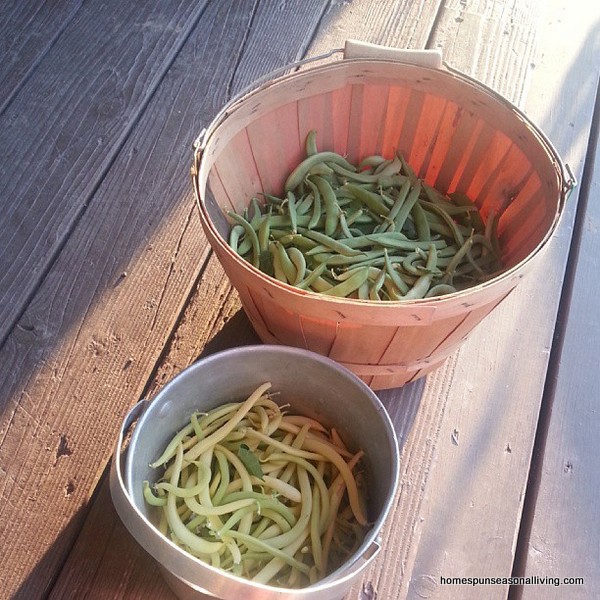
[408,93,450,177]
[213,129,264,213]
[380,85,413,159]
[420,100,462,188]
[349,83,392,163]
[298,314,340,356]
[456,122,502,197]
[378,315,469,367]
[246,102,302,197]
[328,323,398,365]
[472,135,527,217]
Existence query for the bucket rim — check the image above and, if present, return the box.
[111,345,400,599]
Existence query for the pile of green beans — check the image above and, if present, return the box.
[226,130,503,300]
[144,382,368,588]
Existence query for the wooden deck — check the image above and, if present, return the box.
[0,1,598,599]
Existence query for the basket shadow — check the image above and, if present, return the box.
[197,308,261,359]
[198,306,426,453]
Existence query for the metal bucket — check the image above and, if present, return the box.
[110,345,400,600]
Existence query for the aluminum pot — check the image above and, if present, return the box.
[110,345,400,600]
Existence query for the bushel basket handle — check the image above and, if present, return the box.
[343,39,443,68]
[192,40,443,162]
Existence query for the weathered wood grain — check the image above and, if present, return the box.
[307,0,444,57]
[1,1,597,600]
[0,0,84,115]
[382,2,600,599]
[46,2,445,598]
[515,112,600,598]
[0,1,336,598]
[0,0,208,348]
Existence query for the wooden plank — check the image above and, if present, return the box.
[365,1,600,599]
[46,1,445,598]
[45,470,176,600]
[0,0,209,347]
[0,2,336,598]
[306,0,444,57]
[515,118,600,597]
[47,260,257,600]
[0,0,84,114]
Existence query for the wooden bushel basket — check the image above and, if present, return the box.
[192,41,574,390]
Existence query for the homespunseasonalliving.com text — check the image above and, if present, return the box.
[440,576,584,587]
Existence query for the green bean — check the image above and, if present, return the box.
[384,249,410,295]
[425,283,458,298]
[485,210,502,259]
[165,445,224,555]
[274,232,320,252]
[376,155,402,176]
[320,249,385,267]
[398,152,418,184]
[262,193,285,206]
[143,481,167,506]
[149,421,195,468]
[287,247,306,286]
[359,154,387,169]
[305,129,318,156]
[422,190,465,246]
[228,225,245,253]
[307,163,334,177]
[449,190,485,230]
[226,212,260,268]
[343,183,390,217]
[256,509,294,537]
[212,450,231,506]
[249,197,263,228]
[183,384,271,463]
[296,227,364,257]
[258,213,271,253]
[156,461,211,498]
[220,491,297,526]
[369,267,386,300]
[296,193,314,216]
[329,163,380,183]
[226,131,502,300]
[302,438,367,527]
[304,178,322,230]
[411,200,431,241]
[284,152,356,192]
[401,250,439,277]
[338,209,354,238]
[312,175,340,236]
[403,244,437,299]
[251,528,311,584]
[294,263,326,291]
[380,178,411,233]
[264,454,330,531]
[441,234,474,285]
[254,467,312,549]
[146,383,370,587]
[286,191,298,233]
[274,241,296,284]
[269,241,287,282]
[391,181,421,232]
